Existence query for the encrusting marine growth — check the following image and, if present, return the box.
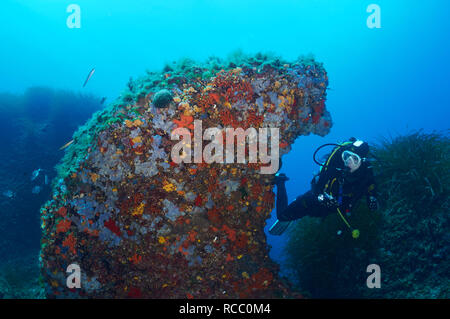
[40,53,331,298]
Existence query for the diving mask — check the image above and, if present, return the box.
[342,150,361,172]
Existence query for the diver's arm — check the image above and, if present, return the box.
[313,167,334,195]
[366,166,377,196]
[365,166,378,211]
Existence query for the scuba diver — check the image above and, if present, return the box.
[269,138,378,238]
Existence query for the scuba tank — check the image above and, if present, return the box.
[310,140,354,191]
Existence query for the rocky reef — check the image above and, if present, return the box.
[40,53,330,298]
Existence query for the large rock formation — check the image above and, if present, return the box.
[40,54,330,298]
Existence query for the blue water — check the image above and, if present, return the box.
[1,0,449,279]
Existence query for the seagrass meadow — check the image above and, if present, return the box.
[285,131,450,298]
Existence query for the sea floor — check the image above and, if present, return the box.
[0,252,44,299]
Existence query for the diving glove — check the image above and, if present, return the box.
[317,193,338,209]
[368,196,378,211]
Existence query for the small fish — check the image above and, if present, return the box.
[100,97,107,104]
[2,190,15,198]
[83,68,96,88]
[40,123,49,132]
[31,168,42,181]
[32,186,42,194]
[60,140,74,150]
[45,175,49,185]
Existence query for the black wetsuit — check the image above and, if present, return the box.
[276,150,377,222]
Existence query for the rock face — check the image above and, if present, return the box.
[40,54,330,298]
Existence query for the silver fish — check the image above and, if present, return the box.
[83,68,95,87]
[31,168,42,181]
[2,190,15,198]
[32,186,42,194]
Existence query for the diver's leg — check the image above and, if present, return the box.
[302,192,335,218]
[269,174,291,235]
[271,190,326,235]
[276,181,288,216]
[270,190,317,235]
[278,190,318,221]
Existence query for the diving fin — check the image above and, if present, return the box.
[268,219,291,236]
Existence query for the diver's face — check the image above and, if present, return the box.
[342,151,361,173]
